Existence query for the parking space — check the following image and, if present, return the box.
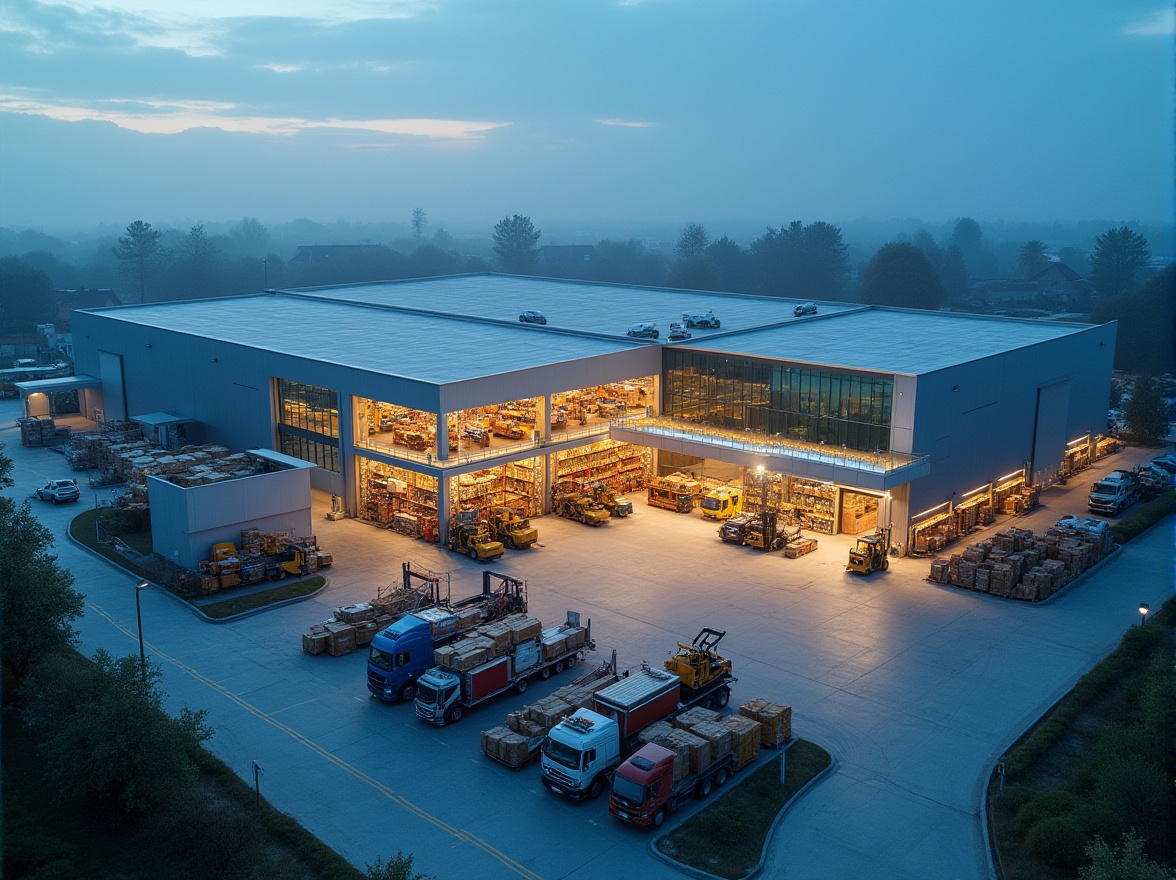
[2,396,1170,880]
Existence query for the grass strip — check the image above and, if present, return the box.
[196,576,326,619]
[69,506,152,579]
[656,739,831,880]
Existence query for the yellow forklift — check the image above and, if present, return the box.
[448,511,506,561]
[846,525,892,575]
[487,504,539,550]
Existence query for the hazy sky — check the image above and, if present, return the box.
[1,0,1172,231]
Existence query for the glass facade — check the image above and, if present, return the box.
[664,351,893,453]
[276,379,340,472]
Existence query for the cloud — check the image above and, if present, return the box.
[596,118,655,128]
[1121,9,1174,36]
[253,63,304,73]
[0,90,507,139]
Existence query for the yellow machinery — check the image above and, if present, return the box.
[647,472,703,513]
[448,512,506,561]
[664,628,733,692]
[701,484,743,521]
[846,525,892,575]
[553,487,611,526]
[585,481,633,518]
[487,505,539,549]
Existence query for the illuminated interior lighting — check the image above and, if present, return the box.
[961,483,990,498]
[997,469,1023,483]
[912,501,950,520]
[1066,436,1088,446]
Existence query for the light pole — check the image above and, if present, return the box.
[1139,603,1149,626]
[262,259,268,290]
[135,579,149,683]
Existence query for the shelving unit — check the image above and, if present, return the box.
[839,490,879,535]
[450,458,543,519]
[789,477,837,535]
[909,508,958,556]
[359,459,439,537]
[554,440,650,495]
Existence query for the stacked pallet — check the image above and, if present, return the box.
[784,537,818,558]
[671,707,734,767]
[637,721,708,777]
[721,714,763,769]
[740,698,792,748]
[481,727,533,767]
[18,417,67,446]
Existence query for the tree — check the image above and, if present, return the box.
[860,242,944,310]
[667,255,721,291]
[0,256,56,335]
[0,483,84,685]
[1089,226,1152,297]
[1079,830,1172,880]
[1057,246,1089,276]
[590,239,667,287]
[367,850,436,880]
[411,208,428,241]
[229,217,270,258]
[1091,266,1175,374]
[674,223,709,261]
[705,236,751,292]
[0,441,12,487]
[492,214,541,274]
[112,220,166,303]
[749,220,849,298]
[175,224,221,297]
[21,649,211,813]
[432,227,455,250]
[1123,375,1170,446]
[951,217,983,270]
[1018,240,1050,278]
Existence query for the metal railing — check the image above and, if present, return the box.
[610,414,928,475]
[354,419,614,468]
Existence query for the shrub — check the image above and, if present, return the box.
[1025,813,1089,868]
[1111,491,1176,545]
[102,506,151,535]
[1016,788,1082,833]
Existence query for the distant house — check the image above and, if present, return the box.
[538,245,597,273]
[290,245,371,264]
[1028,261,1092,311]
[55,287,120,326]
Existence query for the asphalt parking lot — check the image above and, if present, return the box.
[3,400,1171,880]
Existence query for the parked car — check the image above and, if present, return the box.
[37,479,81,504]
[519,310,547,325]
[681,310,720,329]
[627,322,659,339]
[667,322,692,341]
[1148,456,1176,476]
[793,302,818,317]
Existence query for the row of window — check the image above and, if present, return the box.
[279,430,340,473]
[664,352,893,452]
[277,379,340,438]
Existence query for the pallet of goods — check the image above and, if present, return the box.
[783,537,818,558]
[739,698,792,748]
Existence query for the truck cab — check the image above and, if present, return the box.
[541,709,622,800]
[609,744,679,828]
[700,485,742,520]
[367,612,447,702]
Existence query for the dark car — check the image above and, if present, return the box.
[793,302,817,317]
[519,310,547,325]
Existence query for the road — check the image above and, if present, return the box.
[4,402,1171,880]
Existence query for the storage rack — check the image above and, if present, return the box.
[839,490,880,535]
[555,440,650,495]
[451,459,542,518]
[909,508,959,556]
[360,460,438,530]
[789,477,837,535]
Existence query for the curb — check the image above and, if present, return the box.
[65,521,331,624]
[647,737,837,880]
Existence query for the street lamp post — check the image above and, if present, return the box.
[135,579,149,683]
[1139,603,1150,626]
[263,259,268,290]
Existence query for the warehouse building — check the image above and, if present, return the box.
[53,274,1115,555]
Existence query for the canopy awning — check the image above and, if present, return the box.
[15,374,101,394]
[132,411,197,428]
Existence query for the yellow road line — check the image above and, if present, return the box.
[88,602,544,880]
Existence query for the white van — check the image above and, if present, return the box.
[626,323,659,339]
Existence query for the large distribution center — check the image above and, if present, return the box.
[56,273,1115,555]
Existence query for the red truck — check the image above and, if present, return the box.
[608,741,737,828]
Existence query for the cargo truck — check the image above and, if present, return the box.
[1087,469,1142,516]
[541,631,735,800]
[366,569,527,702]
[415,613,594,725]
[609,741,737,828]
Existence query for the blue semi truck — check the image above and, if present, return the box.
[366,568,527,703]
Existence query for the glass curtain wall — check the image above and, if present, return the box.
[664,351,893,453]
[276,378,341,472]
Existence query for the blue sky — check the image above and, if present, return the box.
[0,0,1171,231]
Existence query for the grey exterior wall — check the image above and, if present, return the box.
[148,468,313,569]
[905,321,1115,521]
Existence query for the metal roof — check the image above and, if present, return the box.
[691,307,1098,374]
[80,275,1102,381]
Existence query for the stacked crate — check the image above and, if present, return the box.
[637,722,707,777]
[721,714,763,769]
[739,698,792,748]
[671,707,734,768]
[485,673,620,767]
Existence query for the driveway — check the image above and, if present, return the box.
[3,402,1170,880]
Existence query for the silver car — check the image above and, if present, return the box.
[37,479,81,504]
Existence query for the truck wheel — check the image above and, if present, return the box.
[588,777,604,799]
[553,660,564,673]
[652,808,666,828]
[564,653,578,668]
[399,683,417,702]
[716,687,730,708]
[883,558,889,570]
[715,767,729,787]
[696,777,713,799]
[445,704,463,724]
[468,547,478,560]
[278,569,287,580]
[516,677,529,694]
[539,665,552,680]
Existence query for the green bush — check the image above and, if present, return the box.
[1111,491,1176,545]
[1025,813,1089,869]
[1016,788,1081,833]
[102,506,151,535]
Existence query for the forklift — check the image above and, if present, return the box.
[447,511,505,562]
[846,525,893,575]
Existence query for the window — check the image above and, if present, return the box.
[276,378,341,471]
[395,652,410,668]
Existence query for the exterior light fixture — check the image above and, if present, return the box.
[135,579,150,683]
[1139,603,1149,626]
